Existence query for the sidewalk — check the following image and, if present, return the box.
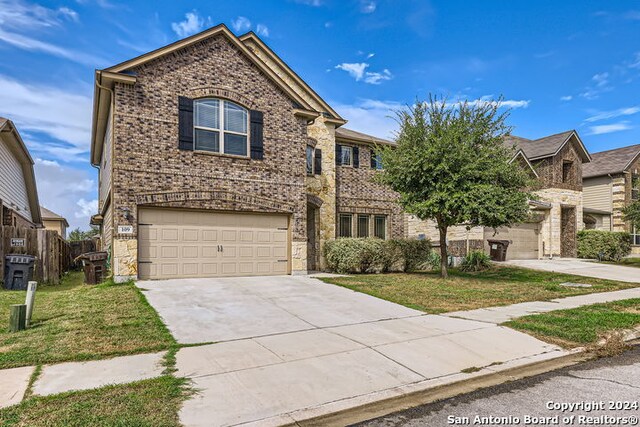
[503,258,640,283]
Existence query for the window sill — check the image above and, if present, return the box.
[193,150,251,160]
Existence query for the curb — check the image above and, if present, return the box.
[291,351,592,427]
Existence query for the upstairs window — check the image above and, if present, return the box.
[371,151,383,170]
[562,160,573,183]
[632,174,639,201]
[306,146,314,175]
[194,99,248,156]
[339,146,352,166]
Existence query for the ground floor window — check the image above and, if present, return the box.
[338,213,387,239]
[339,214,353,237]
[633,224,640,246]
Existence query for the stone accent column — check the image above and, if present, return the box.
[305,118,337,271]
[612,175,627,231]
[112,238,137,282]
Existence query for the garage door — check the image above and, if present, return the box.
[485,223,540,260]
[138,208,289,279]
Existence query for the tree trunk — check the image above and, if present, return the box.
[437,221,449,279]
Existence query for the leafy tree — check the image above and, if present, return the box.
[376,96,533,278]
[623,201,640,228]
[68,225,100,241]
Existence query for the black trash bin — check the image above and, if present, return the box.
[79,252,108,285]
[487,239,510,262]
[4,255,36,290]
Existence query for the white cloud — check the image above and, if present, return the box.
[0,29,102,65]
[585,106,640,122]
[256,24,270,37]
[231,16,251,33]
[588,122,633,135]
[0,74,92,159]
[592,72,609,87]
[58,7,79,22]
[461,96,530,109]
[367,52,375,59]
[335,62,393,85]
[335,62,368,80]
[0,0,77,30]
[630,52,640,69]
[560,95,573,101]
[332,98,401,140]
[360,1,376,13]
[34,159,97,231]
[294,0,323,6]
[364,69,392,84]
[171,11,204,38]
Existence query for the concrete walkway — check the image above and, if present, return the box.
[445,286,640,324]
[504,258,640,283]
[0,366,34,409]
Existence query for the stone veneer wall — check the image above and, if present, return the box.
[406,216,484,245]
[109,34,309,280]
[531,138,583,192]
[336,144,405,239]
[611,174,627,232]
[535,188,582,257]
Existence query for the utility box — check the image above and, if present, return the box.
[3,255,36,290]
[79,252,108,285]
[487,239,510,262]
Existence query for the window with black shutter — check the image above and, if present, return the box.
[314,148,322,175]
[352,146,359,168]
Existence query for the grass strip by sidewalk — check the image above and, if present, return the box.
[601,258,640,268]
[0,375,189,427]
[0,271,176,369]
[504,298,640,348]
[320,266,637,314]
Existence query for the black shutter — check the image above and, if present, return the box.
[353,146,360,168]
[371,149,376,168]
[250,110,264,160]
[178,96,194,150]
[314,149,322,175]
[335,144,342,165]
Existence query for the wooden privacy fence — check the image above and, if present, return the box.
[0,225,71,285]
[69,239,96,269]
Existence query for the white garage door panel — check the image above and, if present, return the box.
[486,223,540,260]
[138,209,289,279]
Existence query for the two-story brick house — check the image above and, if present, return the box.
[90,24,401,281]
[408,130,591,259]
[582,144,640,254]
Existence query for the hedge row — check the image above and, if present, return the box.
[577,230,631,261]
[323,238,432,274]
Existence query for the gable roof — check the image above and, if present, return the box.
[504,130,591,162]
[238,31,345,124]
[582,144,640,179]
[510,149,539,178]
[0,117,42,225]
[91,24,318,165]
[40,206,69,227]
[335,127,394,146]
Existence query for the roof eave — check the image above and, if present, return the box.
[335,134,395,146]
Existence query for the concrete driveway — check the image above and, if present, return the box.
[137,276,564,427]
[503,258,640,283]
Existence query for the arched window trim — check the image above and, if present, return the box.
[193,98,250,157]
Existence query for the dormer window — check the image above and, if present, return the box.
[562,160,573,183]
[194,99,248,156]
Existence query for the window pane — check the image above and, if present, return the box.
[224,133,247,156]
[357,215,369,238]
[341,146,352,166]
[374,215,386,239]
[339,214,352,237]
[306,146,314,175]
[374,153,383,170]
[224,101,248,133]
[195,99,220,129]
[195,129,220,152]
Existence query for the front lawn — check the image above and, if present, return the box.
[320,266,638,313]
[0,375,188,427]
[504,298,640,348]
[0,272,175,369]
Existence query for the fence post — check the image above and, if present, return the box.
[9,304,26,332]
[25,281,37,327]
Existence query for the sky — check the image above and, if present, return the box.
[1,0,639,231]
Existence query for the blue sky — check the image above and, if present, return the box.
[1,0,639,230]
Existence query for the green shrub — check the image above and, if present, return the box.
[323,238,431,274]
[577,230,631,261]
[427,251,441,271]
[460,250,491,272]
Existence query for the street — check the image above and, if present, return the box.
[356,346,640,427]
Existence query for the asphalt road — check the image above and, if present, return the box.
[356,346,640,427]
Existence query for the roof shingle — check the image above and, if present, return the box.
[582,144,640,178]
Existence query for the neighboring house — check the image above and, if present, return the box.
[0,117,42,229]
[408,130,592,260]
[90,24,401,281]
[582,144,640,254]
[40,206,69,239]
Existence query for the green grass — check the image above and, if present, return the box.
[0,376,189,427]
[320,266,638,314]
[504,298,640,348]
[602,257,640,268]
[0,272,176,369]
